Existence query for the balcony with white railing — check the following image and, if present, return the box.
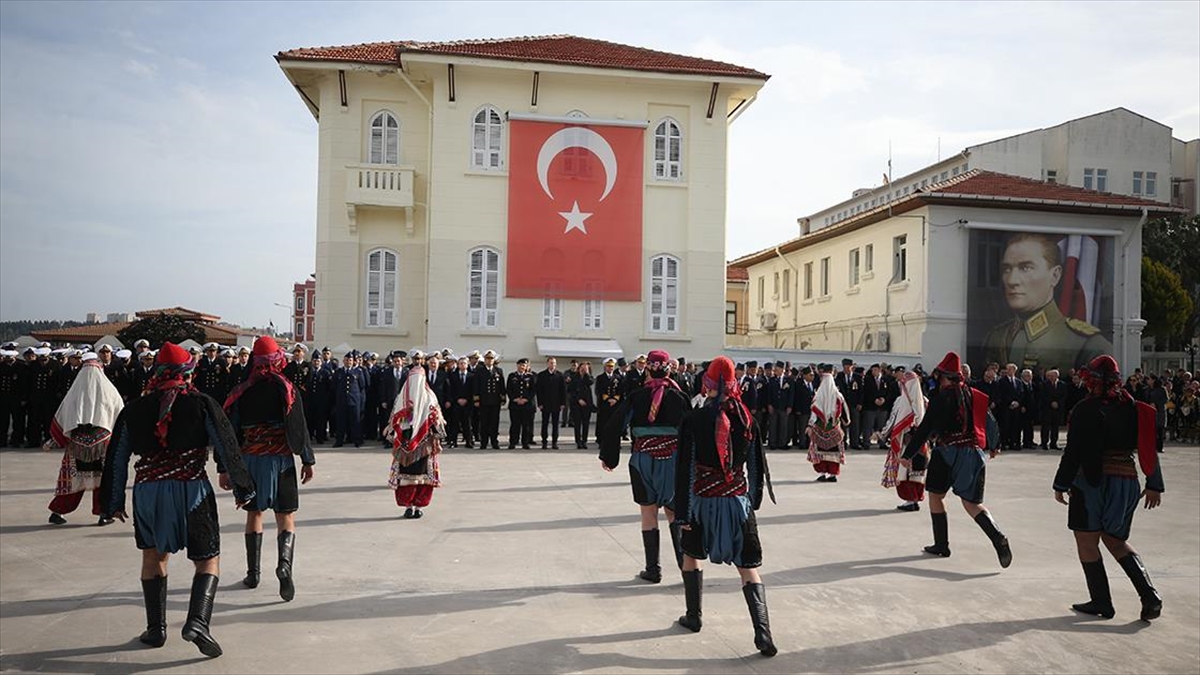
[344,164,416,234]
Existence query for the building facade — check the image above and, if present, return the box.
[731,172,1185,373]
[276,36,768,359]
[292,275,316,343]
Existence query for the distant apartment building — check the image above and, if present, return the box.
[292,275,316,343]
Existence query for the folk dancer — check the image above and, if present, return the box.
[223,336,316,601]
[881,369,929,511]
[674,357,777,657]
[1053,355,1163,621]
[806,364,850,482]
[99,343,256,657]
[600,350,690,583]
[46,353,124,525]
[386,357,447,519]
[900,351,1013,568]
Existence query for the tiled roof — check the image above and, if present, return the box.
[726,266,749,281]
[135,307,221,322]
[925,170,1172,208]
[277,35,769,79]
[31,317,239,346]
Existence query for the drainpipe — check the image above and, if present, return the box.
[1120,207,1150,368]
[773,246,800,348]
[396,64,435,347]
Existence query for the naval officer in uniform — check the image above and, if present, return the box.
[983,233,1111,372]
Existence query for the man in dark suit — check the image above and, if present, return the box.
[860,363,891,449]
[739,361,759,428]
[473,350,505,449]
[792,366,816,449]
[594,358,622,448]
[1039,368,1068,450]
[834,358,864,449]
[535,357,567,449]
[377,351,406,448]
[1019,368,1038,449]
[446,356,474,448]
[994,363,1023,450]
[764,360,792,449]
[624,354,648,396]
[507,358,536,449]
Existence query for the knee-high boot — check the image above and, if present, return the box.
[923,512,951,557]
[139,576,167,648]
[638,529,662,583]
[742,582,778,657]
[1117,553,1162,621]
[973,511,1012,568]
[277,531,295,602]
[181,573,222,658]
[243,532,262,589]
[1071,559,1115,618]
[678,569,703,632]
[668,522,684,571]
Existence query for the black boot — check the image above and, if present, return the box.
[1072,559,1115,619]
[973,511,1012,568]
[1117,553,1162,621]
[742,582,778,657]
[138,576,167,648]
[277,531,295,602]
[243,532,262,589]
[638,529,662,583]
[923,512,951,557]
[678,569,703,632]
[668,522,684,571]
[181,573,222,658]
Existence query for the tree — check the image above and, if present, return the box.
[1141,256,1194,346]
[1143,214,1200,346]
[117,314,206,349]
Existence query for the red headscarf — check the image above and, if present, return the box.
[644,349,680,422]
[147,343,197,447]
[224,336,296,413]
[704,356,753,477]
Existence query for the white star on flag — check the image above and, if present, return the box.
[558,200,592,235]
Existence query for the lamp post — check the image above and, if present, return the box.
[272,302,292,339]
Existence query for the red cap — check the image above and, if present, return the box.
[156,343,191,366]
[647,349,671,364]
[705,356,736,385]
[935,351,961,376]
[1084,354,1120,381]
[252,335,281,358]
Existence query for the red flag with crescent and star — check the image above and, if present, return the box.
[506,119,644,301]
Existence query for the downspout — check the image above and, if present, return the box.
[773,246,800,348]
[397,61,434,347]
[1120,207,1150,369]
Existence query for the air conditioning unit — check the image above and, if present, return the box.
[864,330,890,352]
[760,312,778,331]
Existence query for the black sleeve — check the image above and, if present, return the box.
[599,398,632,469]
[903,393,944,459]
[673,412,694,523]
[1053,404,1086,492]
[202,395,255,503]
[286,394,315,465]
[98,414,133,517]
[748,424,766,511]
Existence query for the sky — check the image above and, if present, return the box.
[1,0,1197,327]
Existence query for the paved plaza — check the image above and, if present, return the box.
[1,441,1197,674]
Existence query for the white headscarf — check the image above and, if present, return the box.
[883,371,927,454]
[810,372,849,427]
[54,361,124,436]
[387,365,445,458]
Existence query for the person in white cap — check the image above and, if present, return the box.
[473,350,505,449]
[24,348,55,447]
[46,353,125,526]
[0,347,23,447]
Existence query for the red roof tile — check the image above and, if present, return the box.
[925,170,1171,208]
[277,35,769,79]
[726,266,749,281]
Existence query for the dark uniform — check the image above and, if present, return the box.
[447,368,474,447]
[26,359,55,447]
[307,363,331,443]
[473,363,505,449]
[332,360,367,447]
[535,368,567,448]
[570,370,595,449]
[983,301,1112,372]
[194,357,225,401]
[594,369,623,449]
[507,368,536,449]
[0,356,23,446]
[764,370,792,449]
[835,367,864,449]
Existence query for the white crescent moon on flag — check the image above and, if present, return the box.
[536,127,618,202]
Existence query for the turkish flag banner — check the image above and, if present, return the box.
[506,119,644,301]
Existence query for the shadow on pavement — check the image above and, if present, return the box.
[764,554,1000,586]
[0,640,211,674]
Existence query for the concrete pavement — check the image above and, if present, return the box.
[1,441,1197,674]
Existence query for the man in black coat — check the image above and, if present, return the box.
[1019,368,1038,449]
[447,356,474,448]
[473,350,505,449]
[535,357,567,449]
[834,359,864,449]
[994,364,1024,450]
[594,358,623,447]
[377,352,407,448]
[792,367,816,449]
[860,363,891,449]
[764,361,792,449]
[507,358,536,449]
[1039,368,1069,450]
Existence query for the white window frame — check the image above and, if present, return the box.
[782,268,791,304]
[849,248,861,287]
[1045,169,1058,184]
[295,294,305,311]
[294,320,304,339]
[725,301,737,335]
[541,296,563,331]
[653,117,683,181]
[864,243,874,273]
[364,248,399,328]
[773,271,780,298]
[1096,168,1108,192]
[649,254,680,333]
[892,234,908,284]
[470,105,504,171]
[1133,171,1143,195]
[467,246,501,329]
[757,276,764,309]
[819,257,831,297]
[368,110,400,165]
[583,286,604,331]
[803,262,813,300]
[1146,171,1157,196]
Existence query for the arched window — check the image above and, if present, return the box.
[365,248,398,327]
[468,247,501,329]
[368,111,400,165]
[565,109,588,118]
[471,106,504,170]
[653,118,683,181]
[649,254,680,333]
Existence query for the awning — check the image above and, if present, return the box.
[536,338,624,360]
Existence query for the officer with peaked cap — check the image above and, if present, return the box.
[331,349,367,447]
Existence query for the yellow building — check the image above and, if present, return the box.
[276,35,768,359]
